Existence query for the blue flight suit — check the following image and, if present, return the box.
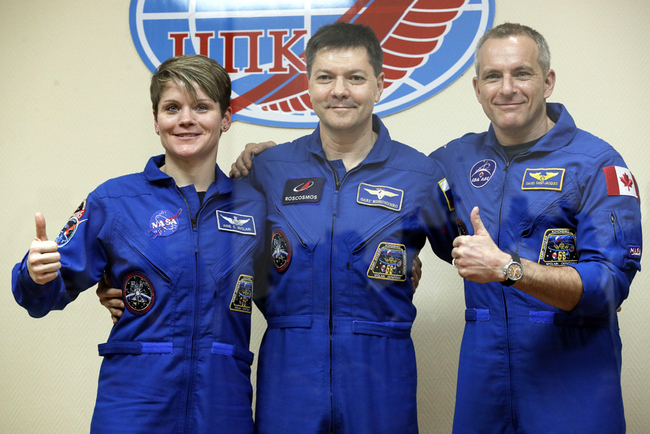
[431,103,642,434]
[12,155,266,434]
[248,115,457,434]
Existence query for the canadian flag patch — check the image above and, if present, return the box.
[603,166,639,201]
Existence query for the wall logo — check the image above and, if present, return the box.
[130,0,494,128]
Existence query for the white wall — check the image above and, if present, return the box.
[1,1,648,432]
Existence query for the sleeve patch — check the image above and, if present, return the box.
[438,178,454,211]
[603,166,639,202]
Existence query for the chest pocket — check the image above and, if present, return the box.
[210,227,260,337]
[515,184,580,263]
[344,202,420,324]
[261,203,320,328]
[344,201,414,253]
[107,214,183,343]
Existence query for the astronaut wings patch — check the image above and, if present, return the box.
[357,183,403,211]
[216,211,256,235]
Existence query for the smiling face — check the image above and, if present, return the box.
[308,47,384,137]
[154,80,231,165]
[473,35,556,145]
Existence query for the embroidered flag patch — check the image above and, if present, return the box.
[603,166,639,201]
[438,178,454,211]
[217,211,256,236]
[357,183,404,211]
[522,168,565,191]
[230,275,254,314]
[282,177,324,205]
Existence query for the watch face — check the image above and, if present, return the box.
[507,263,523,280]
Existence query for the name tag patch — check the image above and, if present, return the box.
[357,183,404,211]
[217,210,256,235]
[367,242,407,281]
[230,275,253,314]
[538,228,578,265]
[282,177,324,205]
[522,168,565,191]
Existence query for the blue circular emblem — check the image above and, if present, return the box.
[129,0,495,128]
[123,272,155,315]
[55,200,87,247]
[470,159,496,188]
[148,209,182,239]
[55,217,79,247]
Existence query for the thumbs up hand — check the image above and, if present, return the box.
[451,207,511,283]
[27,213,61,285]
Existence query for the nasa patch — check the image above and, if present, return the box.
[129,0,495,128]
[522,168,565,191]
[282,177,324,205]
[470,159,497,188]
[367,242,407,281]
[217,210,256,235]
[357,183,404,212]
[628,246,642,259]
[123,272,155,315]
[271,229,292,273]
[55,200,88,247]
[230,275,254,314]
[148,209,182,239]
[538,229,579,266]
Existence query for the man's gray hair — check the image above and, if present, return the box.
[474,23,551,76]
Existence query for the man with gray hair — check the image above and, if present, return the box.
[434,22,642,433]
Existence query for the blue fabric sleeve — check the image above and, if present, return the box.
[571,150,642,316]
[11,192,109,318]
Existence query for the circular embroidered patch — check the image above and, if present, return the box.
[55,200,87,247]
[469,159,497,188]
[148,209,182,239]
[271,229,292,273]
[55,217,80,247]
[123,272,155,315]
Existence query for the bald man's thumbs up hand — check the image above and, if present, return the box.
[451,207,511,284]
[27,213,61,285]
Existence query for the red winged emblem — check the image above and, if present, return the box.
[232,0,468,114]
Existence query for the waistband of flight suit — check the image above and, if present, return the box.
[98,341,254,364]
[266,315,412,338]
[465,308,615,327]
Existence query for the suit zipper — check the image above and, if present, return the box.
[326,160,356,434]
[498,154,518,432]
[176,187,218,432]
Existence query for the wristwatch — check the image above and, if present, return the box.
[502,253,523,286]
